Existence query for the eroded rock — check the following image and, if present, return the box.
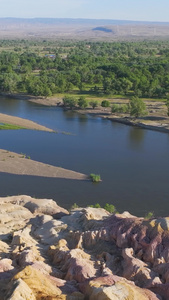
[0,195,169,299]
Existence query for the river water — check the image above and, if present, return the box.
[0,96,169,216]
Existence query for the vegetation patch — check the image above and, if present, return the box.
[90,173,101,182]
[144,211,154,219]
[0,123,26,130]
[71,202,117,214]
[89,203,117,213]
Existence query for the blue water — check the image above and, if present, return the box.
[0,96,169,216]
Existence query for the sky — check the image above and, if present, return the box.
[0,0,169,22]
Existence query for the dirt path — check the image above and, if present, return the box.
[0,149,87,180]
[0,113,54,132]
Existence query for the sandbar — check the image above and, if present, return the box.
[0,149,87,180]
[0,113,54,132]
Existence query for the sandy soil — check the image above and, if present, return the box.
[0,113,54,132]
[0,149,87,180]
[29,96,62,106]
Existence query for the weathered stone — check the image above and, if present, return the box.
[81,275,160,300]
[0,196,168,299]
[122,248,161,288]
[12,265,66,299]
[6,278,36,300]
[30,214,67,245]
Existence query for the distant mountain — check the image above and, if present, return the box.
[0,17,169,26]
[93,27,113,33]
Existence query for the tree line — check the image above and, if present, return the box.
[0,39,169,99]
[63,95,147,118]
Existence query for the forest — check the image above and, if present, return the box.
[0,39,169,100]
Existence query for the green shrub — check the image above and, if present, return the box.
[90,173,101,182]
[111,104,129,114]
[89,203,101,208]
[104,203,116,213]
[71,203,79,209]
[101,100,110,108]
[88,202,117,214]
[89,100,99,109]
[145,211,154,219]
[111,104,119,113]
[78,96,88,109]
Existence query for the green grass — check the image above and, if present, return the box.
[54,92,125,105]
[54,90,167,108]
[0,123,26,130]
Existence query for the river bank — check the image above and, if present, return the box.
[28,94,169,134]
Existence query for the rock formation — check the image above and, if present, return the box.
[0,195,169,299]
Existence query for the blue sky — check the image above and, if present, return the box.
[1,0,169,22]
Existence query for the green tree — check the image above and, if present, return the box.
[90,100,99,109]
[129,96,147,118]
[63,96,77,109]
[78,96,88,109]
[101,100,110,108]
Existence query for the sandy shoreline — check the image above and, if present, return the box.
[0,149,87,180]
[0,112,54,132]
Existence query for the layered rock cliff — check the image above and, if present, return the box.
[0,195,168,299]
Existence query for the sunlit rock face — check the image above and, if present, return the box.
[0,195,168,299]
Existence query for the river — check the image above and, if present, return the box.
[0,96,169,216]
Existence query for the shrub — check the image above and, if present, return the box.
[90,173,101,182]
[78,96,88,109]
[111,104,120,113]
[90,100,99,109]
[129,96,147,118]
[104,203,116,213]
[101,100,110,108]
[119,104,129,113]
[111,104,129,114]
[89,203,101,208]
[144,211,154,219]
[71,203,79,209]
[88,202,117,214]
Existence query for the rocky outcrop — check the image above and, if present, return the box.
[80,275,160,300]
[0,195,169,299]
